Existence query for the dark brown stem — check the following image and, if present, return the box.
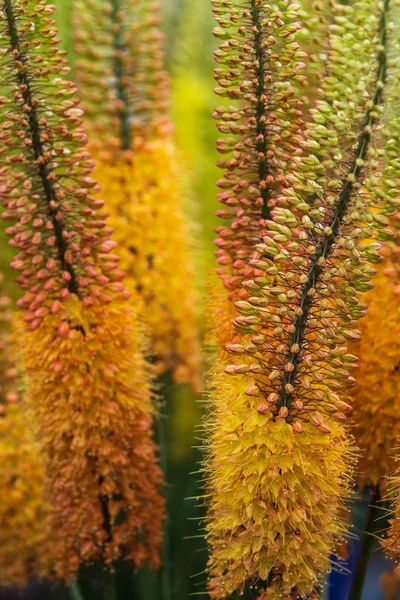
[3,0,80,296]
[110,0,132,151]
[348,486,381,600]
[250,0,272,219]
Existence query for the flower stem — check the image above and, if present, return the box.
[348,485,381,600]
[68,578,85,600]
[157,387,173,600]
[103,569,117,600]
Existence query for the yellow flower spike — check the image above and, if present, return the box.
[17,299,164,579]
[72,0,202,390]
[205,0,400,597]
[91,139,202,390]
[0,277,51,586]
[205,368,354,599]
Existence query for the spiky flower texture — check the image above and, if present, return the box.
[0,276,50,586]
[205,0,400,598]
[72,0,202,389]
[0,0,164,579]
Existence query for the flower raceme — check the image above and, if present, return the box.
[90,138,202,389]
[211,0,306,301]
[72,0,202,389]
[347,38,400,489]
[0,0,164,579]
[206,0,306,351]
[17,300,164,578]
[205,0,400,598]
[0,276,51,586]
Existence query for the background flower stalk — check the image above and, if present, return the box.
[0,274,51,586]
[72,0,202,390]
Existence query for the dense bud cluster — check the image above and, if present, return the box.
[350,265,400,488]
[205,0,400,598]
[93,140,202,388]
[211,0,306,298]
[348,0,400,489]
[72,0,202,388]
[17,300,164,579]
[0,276,51,585]
[72,0,169,149]
[0,0,164,579]
[0,0,128,329]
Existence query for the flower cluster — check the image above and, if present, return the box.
[0,0,164,579]
[205,368,353,599]
[0,275,50,586]
[205,0,400,598]
[0,0,127,326]
[17,300,164,578]
[72,0,169,147]
[72,0,202,389]
[211,0,305,300]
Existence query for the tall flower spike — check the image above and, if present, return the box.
[72,0,202,389]
[205,1,400,598]
[0,0,164,579]
[0,274,51,586]
[206,0,306,352]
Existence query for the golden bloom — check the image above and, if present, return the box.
[205,368,353,599]
[350,264,400,488]
[0,278,50,586]
[91,138,202,390]
[17,298,164,579]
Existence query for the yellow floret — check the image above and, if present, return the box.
[91,136,202,391]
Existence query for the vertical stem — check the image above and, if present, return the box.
[348,486,381,600]
[157,400,173,600]
[103,569,117,600]
[69,578,85,600]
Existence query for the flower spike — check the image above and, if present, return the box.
[205,0,400,598]
[0,0,164,579]
[72,0,169,147]
[72,0,202,388]
[0,0,129,326]
[346,0,400,489]
[211,0,306,298]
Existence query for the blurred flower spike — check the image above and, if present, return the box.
[72,0,202,390]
